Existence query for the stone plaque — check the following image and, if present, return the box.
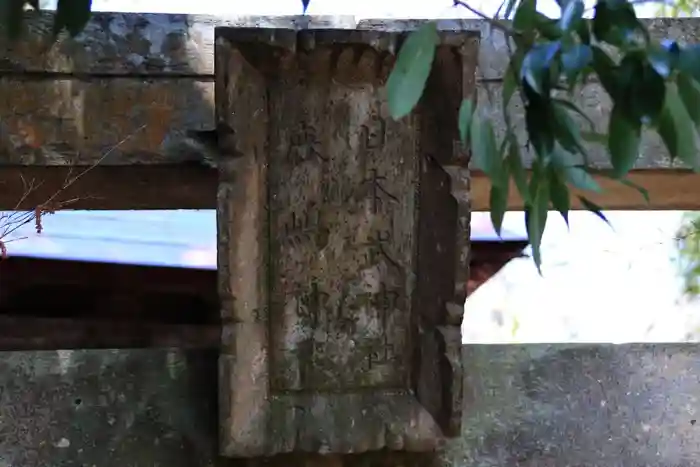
[216,23,477,457]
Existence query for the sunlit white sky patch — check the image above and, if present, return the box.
[39,0,665,18]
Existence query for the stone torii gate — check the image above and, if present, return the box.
[3,14,698,213]
[2,11,699,464]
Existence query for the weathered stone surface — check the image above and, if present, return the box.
[0,78,212,165]
[7,12,700,78]
[457,344,700,467]
[216,26,475,457]
[10,344,700,467]
[1,12,358,75]
[3,13,700,173]
[0,349,218,467]
[0,13,360,166]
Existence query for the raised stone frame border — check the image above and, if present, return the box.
[216,23,478,457]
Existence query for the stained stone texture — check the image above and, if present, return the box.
[2,12,700,169]
[455,344,700,467]
[0,12,356,166]
[9,344,700,467]
[0,13,699,168]
[0,349,218,467]
[216,26,476,457]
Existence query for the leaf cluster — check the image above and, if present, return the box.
[1,0,92,39]
[387,0,700,272]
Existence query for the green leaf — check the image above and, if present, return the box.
[458,99,474,147]
[503,53,523,110]
[576,18,591,45]
[526,164,550,274]
[550,147,601,192]
[490,141,512,235]
[534,12,564,40]
[513,0,537,31]
[661,39,681,68]
[592,46,620,99]
[553,98,596,131]
[556,162,600,194]
[470,115,503,182]
[648,42,676,79]
[490,183,509,237]
[561,43,592,84]
[564,166,601,192]
[504,0,520,19]
[548,166,571,227]
[580,130,607,145]
[657,81,699,169]
[578,196,612,227]
[2,0,25,39]
[607,104,641,178]
[552,101,588,157]
[386,22,438,120]
[592,2,618,44]
[679,44,700,83]
[547,52,563,90]
[617,52,665,124]
[592,0,641,48]
[506,138,530,204]
[677,72,700,130]
[503,68,517,111]
[636,62,667,123]
[521,41,561,95]
[559,0,584,32]
[618,177,651,204]
[54,0,92,37]
[524,93,556,158]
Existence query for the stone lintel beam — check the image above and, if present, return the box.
[0,13,696,169]
[1,14,698,210]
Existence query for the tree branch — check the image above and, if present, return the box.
[0,125,147,257]
[452,0,518,36]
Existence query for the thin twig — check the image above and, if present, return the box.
[453,0,518,36]
[42,124,147,207]
[0,125,147,255]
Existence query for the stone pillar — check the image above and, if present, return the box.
[215,23,478,459]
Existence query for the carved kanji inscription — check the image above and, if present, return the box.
[269,91,415,391]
